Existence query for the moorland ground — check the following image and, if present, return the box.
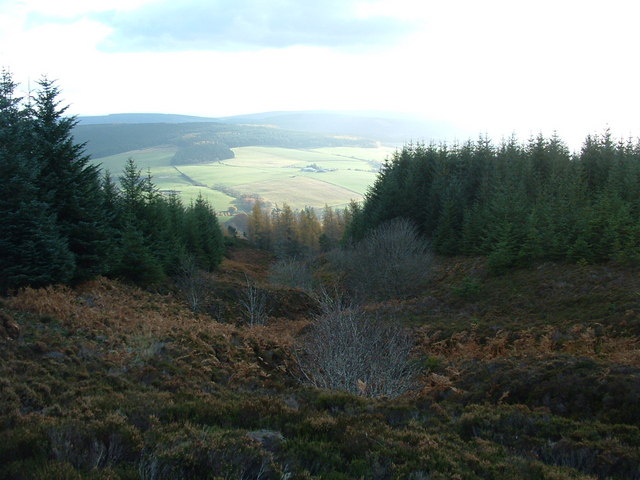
[1,246,639,479]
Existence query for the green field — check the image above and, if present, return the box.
[93,145,395,212]
[95,147,178,173]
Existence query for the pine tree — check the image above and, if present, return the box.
[109,223,165,285]
[0,70,74,291]
[119,157,148,220]
[344,200,368,244]
[184,193,224,270]
[432,180,463,255]
[31,76,108,281]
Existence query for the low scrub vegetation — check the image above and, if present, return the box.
[1,248,639,479]
[296,295,417,398]
[332,218,433,300]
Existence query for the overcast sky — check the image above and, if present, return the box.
[2,0,639,147]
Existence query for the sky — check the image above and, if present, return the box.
[1,0,639,148]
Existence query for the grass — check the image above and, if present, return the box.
[179,162,287,186]
[311,146,397,163]
[233,176,363,209]
[94,147,177,173]
[92,146,389,213]
[297,169,377,195]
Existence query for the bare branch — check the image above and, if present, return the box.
[239,274,269,326]
[296,296,418,398]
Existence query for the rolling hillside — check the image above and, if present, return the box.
[2,249,639,479]
[73,112,409,213]
[73,119,375,160]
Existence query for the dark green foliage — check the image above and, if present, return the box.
[184,194,225,271]
[0,203,76,291]
[73,121,374,160]
[0,72,224,290]
[108,161,224,285]
[30,77,110,283]
[0,71,75,291]
[171,142,233,164]
[452,276,482,300]
[349,132,640,269]
[109,224,166,286]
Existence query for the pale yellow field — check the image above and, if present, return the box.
[232,176,364,210]
[93,145,390,212]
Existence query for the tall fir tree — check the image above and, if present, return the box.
[0,70,75,291]
[184,193,224,270]
[31,76,108,282]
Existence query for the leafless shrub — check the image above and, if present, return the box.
[239,275,269,326]
[311,286,353,314]
[296,296,418,398]
[268,257,315,292]
[333,218,433,300]
[175,255,210,313]
[49,424,125,470]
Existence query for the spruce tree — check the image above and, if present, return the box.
[0,70,74,291]
[109,222,165,285]
[184,193,224,270]
[31,76,108,281]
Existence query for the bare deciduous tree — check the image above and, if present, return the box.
[175,255,210,313]
[333,218,433,300]
[239,275,269,326]
[296,294,417,398]
[268,257,315,292]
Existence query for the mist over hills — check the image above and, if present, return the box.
[217,111,463,144]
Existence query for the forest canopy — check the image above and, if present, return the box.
[0,71,224,292]
[345,133,640,273]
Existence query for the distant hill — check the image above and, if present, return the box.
[218,110,463,144]
[73,119,376,160]
[74,111,466,159]
[77,113,220,125]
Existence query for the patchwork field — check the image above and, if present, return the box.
[92,145,395,212]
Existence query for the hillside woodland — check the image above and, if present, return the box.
[1,72,640,479]
[0,72,224,292]
[73,118,375,162]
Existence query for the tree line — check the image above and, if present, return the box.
[0,71,224,292]
[246,200,355,257]
[345,133,640,273]
[73,118,375,160]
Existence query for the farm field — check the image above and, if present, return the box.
[92,145,395,212]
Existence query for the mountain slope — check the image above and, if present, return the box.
[77,112,220,125]
[74,111,466,158]
[73,120,376,160]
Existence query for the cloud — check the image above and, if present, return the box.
[91,0,418,52]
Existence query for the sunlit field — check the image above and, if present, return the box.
[92,145,395,212]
